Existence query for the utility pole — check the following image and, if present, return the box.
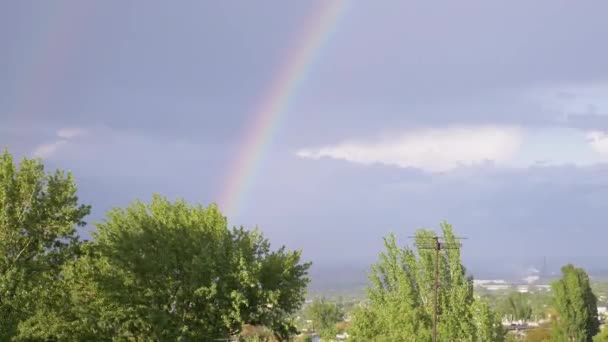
[433,236,439,342]
[412,235,465,342]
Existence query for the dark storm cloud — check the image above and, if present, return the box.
[4,1,608,143]
[240,154,608,267]
[2,0,608,273]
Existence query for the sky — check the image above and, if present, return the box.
[2,0,608,278]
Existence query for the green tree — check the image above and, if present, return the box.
[0,150,90,339]
[594,327,608,342]
[473,297,505,341]
[17,196,310,341]
[499,292,533,324]
[528,291,552,320]
[305,299,343,338]
[350,222,504,341]
[524,324,552,342]
[551,264,599,342]
[349,305,382,340]
[525,323,551,342]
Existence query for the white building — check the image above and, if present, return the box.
[336,332,349,340]
[474,279,507,286]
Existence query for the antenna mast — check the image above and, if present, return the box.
[411,235,466,342]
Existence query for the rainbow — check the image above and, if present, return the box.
[13,3,94,128]
[218,1,348,218]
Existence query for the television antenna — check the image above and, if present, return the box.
[409,235,467,342]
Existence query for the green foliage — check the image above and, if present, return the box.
[305,298,343,338]
[350,222,504,341]
[524,324,551,342]
[15,195,311,340]
[528,291,553,320]
[239,324,276,341]
[0,150,91,339]
[594,327,608,342]
[472,297,505,341]
[551,264,599,342]
[498,292,533,323]
[592,281,608,306]
[349,305,382,340]
[294,335,313,342]
[481,289,552,323]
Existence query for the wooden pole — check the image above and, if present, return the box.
[433,236,439,342]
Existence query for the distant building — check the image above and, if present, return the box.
[485,284,511,291]
[523,275,540,284]
[473,279,551,293]
[336,332,349,340]
[474,279,509,291]
[474,279,507,286]
[534,284,551,290]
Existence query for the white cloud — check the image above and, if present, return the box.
[33,140,67,159]
[57,127,86,139]
[32,126,87,159]
[587,131,608,155]
[297,126,523,172]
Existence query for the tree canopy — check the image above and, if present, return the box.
[498,292,533,324]
[305,298,343,338]
[551,264,599,342]
[0,150,91,339]
[17,196,311,341]
[0,150,311,341]
[349,222,504,341]
[594,327,608,342]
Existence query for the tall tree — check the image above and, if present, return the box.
[551,264,599,342]
[17,195,310,341]
[0,150,90,339]
[499,292,533,324]
[349,222,504,341]
[473,297,505,342]
[305,299,343,338]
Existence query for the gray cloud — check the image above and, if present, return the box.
[2,0,608,274]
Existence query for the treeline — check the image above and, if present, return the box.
[348,223,505,341]
[0,150,310,341]
[303,223,606,341]
[348,226,606,341]
[2,149,606,341]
